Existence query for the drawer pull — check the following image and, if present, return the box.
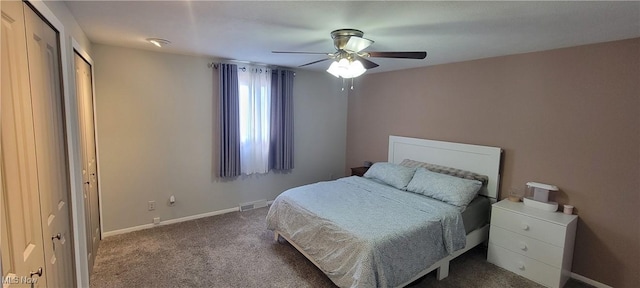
[519,242,527,251]
[521,223,529,231]
[518,263,525,270]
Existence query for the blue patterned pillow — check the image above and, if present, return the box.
[406,168,482,209]
[400,159,488,185]
[363,162,416,190]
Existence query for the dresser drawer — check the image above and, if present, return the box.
[491,207,566,247]
[488,244,562,288]
[489,225,563,267]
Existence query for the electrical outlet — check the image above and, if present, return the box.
[153,217,160,224]
[148,200,156,211]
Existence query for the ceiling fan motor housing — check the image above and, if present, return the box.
[331,29,364,50]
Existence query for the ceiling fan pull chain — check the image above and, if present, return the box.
[350,78,354,90]
[341,78,345,91]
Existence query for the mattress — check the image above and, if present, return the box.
[462,196,491,234]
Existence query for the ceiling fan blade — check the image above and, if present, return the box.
[366,51,427,59]
[344,36,374,53]
[354,55,379,69]
[299,58,331,67]
[272,51,331,55]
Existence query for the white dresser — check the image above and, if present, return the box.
[488,199,578,288]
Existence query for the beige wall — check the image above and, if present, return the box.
[93,44,348,233]
[346,38,639,287]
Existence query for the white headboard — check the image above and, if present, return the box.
[388,136,502,200]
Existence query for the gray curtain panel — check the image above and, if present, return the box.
[218,64,241,178]
[270,69,295,170]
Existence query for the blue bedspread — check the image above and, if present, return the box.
[266,176,466,288]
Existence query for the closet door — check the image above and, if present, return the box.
[1,1,47,286]
[23,3,74,287]
[74,52,101,272]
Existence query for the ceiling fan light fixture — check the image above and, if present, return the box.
[326,61,341,78]
[349,60,366,78]
[327,58,350,78]
[326,59,366,79]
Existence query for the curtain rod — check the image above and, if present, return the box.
[208,62,274,69]
[208,62,296,76]
[208,63,247,71]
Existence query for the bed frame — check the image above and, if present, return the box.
[275,135,502,287]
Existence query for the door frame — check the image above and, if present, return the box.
[72,40,104,242]
[22,1,91,287]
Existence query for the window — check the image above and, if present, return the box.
[238,67,271,175]
[218,63,294,178]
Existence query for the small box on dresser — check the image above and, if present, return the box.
[488,199,578,288]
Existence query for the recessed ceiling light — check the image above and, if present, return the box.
[146,38,171,48]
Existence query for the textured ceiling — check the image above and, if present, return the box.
[65,1,640,74]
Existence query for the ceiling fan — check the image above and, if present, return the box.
[273,29,427,78]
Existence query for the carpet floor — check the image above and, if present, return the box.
[90,207,593,288]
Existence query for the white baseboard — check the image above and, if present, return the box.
[571,273,612,288]
[103,200,274,238]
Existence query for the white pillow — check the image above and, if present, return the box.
[363,162,416,190]
[406,168,482,209]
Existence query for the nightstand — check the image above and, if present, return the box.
[350,166,369,177]
[488,199,577,288]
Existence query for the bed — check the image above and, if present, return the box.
[266,136,502,287]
